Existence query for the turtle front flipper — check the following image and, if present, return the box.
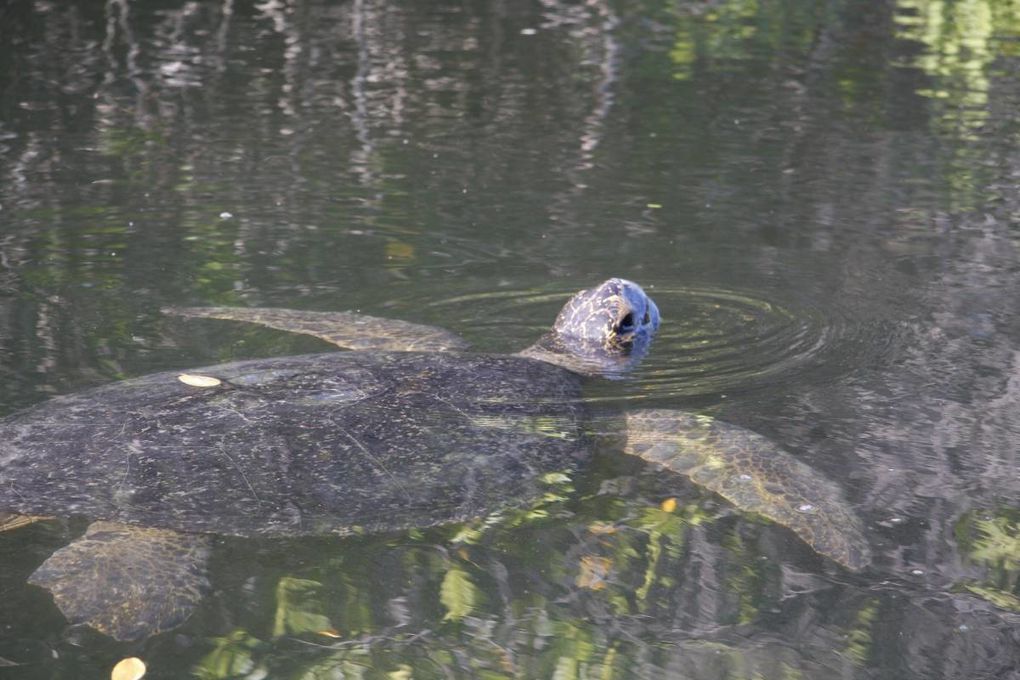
[164,306,468,352]
[28,521,212,641]
[623,410,871,571]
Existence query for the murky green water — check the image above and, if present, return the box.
[1,0,1018,677]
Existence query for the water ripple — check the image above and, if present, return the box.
[429,284,901,401]
[643,287,828,396]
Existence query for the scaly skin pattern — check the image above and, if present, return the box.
[28,522,211,640]
[624,410,871,571]
[521,278,659,376]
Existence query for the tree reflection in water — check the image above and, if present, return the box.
[0,0,1018,678]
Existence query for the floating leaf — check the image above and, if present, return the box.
[178,374,222,387]
[317,628,342,639]
[660,497,678,513]
[111,657,146,680]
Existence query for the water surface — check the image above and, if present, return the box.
[1,0,1018,678]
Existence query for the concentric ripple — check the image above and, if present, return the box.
[638,287,830,398]
[429,284,900,401]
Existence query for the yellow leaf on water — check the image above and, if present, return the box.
[111,657,146,680]
[317,629,342,638]
[178,374,222,387]
[660,497,678,513]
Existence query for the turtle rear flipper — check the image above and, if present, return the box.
[624,410,871,572]
[164,306,468,352]
[28,521,211,641]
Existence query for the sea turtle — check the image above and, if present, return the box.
[0,278,870,641]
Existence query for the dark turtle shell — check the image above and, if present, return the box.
[0,280,873,642]
[0,351,589,537]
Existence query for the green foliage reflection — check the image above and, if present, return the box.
[439,566,482,622]
[895,0,1020,136]
[954,508,1020,612]
[183,474,869,679]
[667,0,820,79]
[273,577,334,637]
[195,630,267,680]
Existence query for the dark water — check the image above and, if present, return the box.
[1,0,1018,677]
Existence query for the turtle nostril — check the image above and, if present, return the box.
[642,310,651,325]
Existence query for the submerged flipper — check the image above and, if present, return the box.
[624,410,871,571]
[28,521,212,641]
[164,306,468,352]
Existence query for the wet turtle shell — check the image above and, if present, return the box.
[0,351,590,538]
[0,278,870,640]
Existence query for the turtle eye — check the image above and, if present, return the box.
[616,312,635,334]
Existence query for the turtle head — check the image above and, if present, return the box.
[520,278,660,377]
